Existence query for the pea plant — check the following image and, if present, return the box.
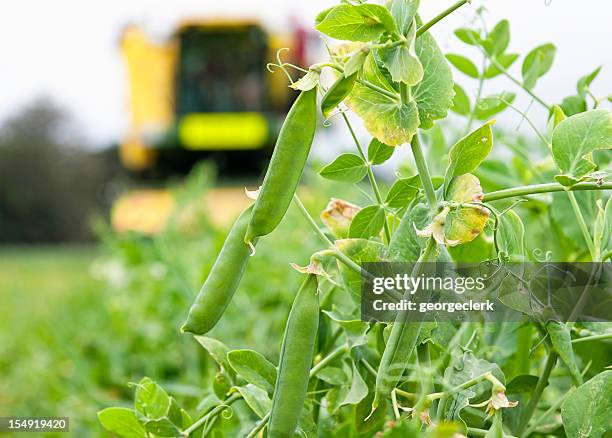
[98,1,611,437]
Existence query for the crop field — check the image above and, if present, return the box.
[2,0,612,437]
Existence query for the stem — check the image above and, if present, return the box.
[515,324,533,376]
[245,412,270,438]
[293,194,333,247]
[521,397,565,438]
[416,0,470,37]
[311,344,349,376]
[410,134,438,210]
[483,181,612,202]
[400,82,410,105]
[517,352,557,435]
[572,332,612,344]
[567,191,598,260]
[467,427,488,437]
[293,196,370,282]
[341,112,392,242]
[426,371,500,401]
[182,393,240,437]
[483,51,551,111]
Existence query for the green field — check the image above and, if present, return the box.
[0,246,105,434]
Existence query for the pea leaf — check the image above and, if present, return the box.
[133,377,171,420]
[339,362,368,406]
[315,4,397,42]
[446,53,479,78]
[454,27,482,46]
[316,367,349,385]
[232,385,271,419]
[561,371,612,438]
[380,20,423,85]
[319,153,368,183]
[98,408,147,438]
[321,73,358,117]
[550,191,600,249]
[551,104,567,127]
[344,52,419,145]
[577,66,602,97]
[560,95,587,117]
[442,352,505,427]
[546,321,583,387]
[315,6,335,25]
[368,138,395,165]
[227,349,277,394]
[387,203,429,261]
[552,109,612,186]
[194,336,233,375]
[451,83,471,116]
[484,53,519,78]
[475,92,515,120]
[496,210,525,261]
[522,43,556,89]
[322,310,369,348]
[389,0,420,36]
[413,30,455,129]
[444,120,495,195]
[348,205,386,238]
[385,175,421,208]
[483,20,510,56]
[143,417,181,437]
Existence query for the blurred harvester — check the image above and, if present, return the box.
[114,18,311,232]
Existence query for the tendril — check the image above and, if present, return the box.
[532,248,552,262]
[266,48,309,85]
[220,405,234,420]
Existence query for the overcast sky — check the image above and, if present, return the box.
[0,0,610,146]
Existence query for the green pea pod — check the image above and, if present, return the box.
[245,89,317,243]
[372,240,437,411]
[181,205,254,335]
[269,274,319,438]
[320,73,358,117]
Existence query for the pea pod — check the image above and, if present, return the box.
[181,205,254,335]
[269,274,319,438]
[372,240,437,410]
[245,89,317,243]
[320,73,358,117]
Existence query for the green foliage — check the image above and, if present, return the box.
[315,4,397,42]
[521,43,556,89]
[91,2,612,438]
[320,153,368,183]
[444,121,494,194]
[561,371,612,438]
[552,109,612,185]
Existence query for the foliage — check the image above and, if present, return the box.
[98,2,611,438]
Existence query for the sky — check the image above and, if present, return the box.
[0,0,610,146]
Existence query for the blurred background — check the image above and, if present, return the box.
[0,0,610,435]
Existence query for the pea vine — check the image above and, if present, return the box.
[98,1,612,437]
